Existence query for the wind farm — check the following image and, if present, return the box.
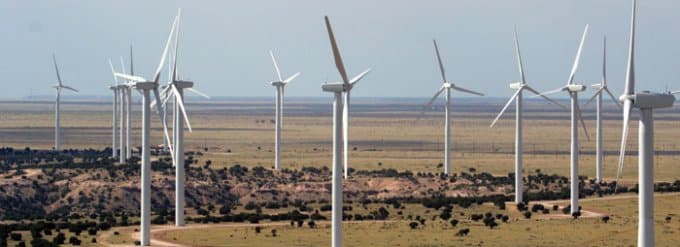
[2,0,680,247]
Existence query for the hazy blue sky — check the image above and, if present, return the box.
[1,0,679,99]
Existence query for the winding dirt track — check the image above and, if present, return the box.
[99,193,680,246]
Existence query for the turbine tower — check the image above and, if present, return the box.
[111,56,131,164]
[114,16,175,246]
[268,50,300,170]
[156,10,210,226]
[584,37,620,183]
[51,55,79,151]
[616,0,675,246]
[536,25,590,215]
[490,29,567,204]
[422,40,484,176]
[108,60,120,158]
[118,58,128,163]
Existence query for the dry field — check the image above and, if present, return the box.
[2,98,680,183]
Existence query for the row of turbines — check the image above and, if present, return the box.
[45,0,670,246]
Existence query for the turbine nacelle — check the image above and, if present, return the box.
[566,84,586,92]
[509,82,525,90]
[133,82,157,91]
[270,81,286,87]
[322,82,344,93]
[630,92,675,109]
[172,80,194,89]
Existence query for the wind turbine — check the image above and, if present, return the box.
[536,25,590,215]
[322,16,371,247]
[108,60,120,158]
[268,50,300,170]
[489,29,567,204]
[51,55,79,151]
[114,16,176,246]
[584,37,621,183]
[616,0,675,246]
[156,9,210,227]
[422,40,484,176]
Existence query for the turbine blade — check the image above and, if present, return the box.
[52,54,62,86]
[119,56,127,75]
[269,50,283,81]
[421,86,446,115]
[62,86,79,92]
[172,86,193,132]
[584,88,603,107]
[349,69,371,86]
[153,16,178,84]
[187,88,210,99]
[525,86,569,110]
[574,98,590,141]
[531,87,566,98]
[615,100,632,190]
[283,72,300,83]
[114,73,146,82]
[172,9,181,81]
[153,85,172,109]
[604,88,622,109]
[324,16,349,85]
[624,0,636,95]
[153,87,165,115]
[130,45,134,76]
[451,85,484,96]
[109,59,119,85]
[602,36,607,86]
[513,27,526,84]
[490,89,521,128]
[567,24,589,84]
[432,40,447,83]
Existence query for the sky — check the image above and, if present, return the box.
[1,0,679,99]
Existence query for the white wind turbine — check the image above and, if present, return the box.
[156,10,210,227]
[268,50,300,170]
[616,0,675,245]
[489,29,567,204]
[422,40,484,176]
[322,16,371,247]
[536,25,590,215]
[108,60,120,158]
[584,37,621,183]
[114,16,176,246]
[51,55,79,151]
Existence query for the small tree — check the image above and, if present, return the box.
[456,228,470,237]
[449,219,459,227]
[308,220,316,229]
[255,226,261,234]
[10,233,21,241]
[523,211,532,219]
[602,216,610,223]
[271,229,277,237]
[69,236,82,246]
[53,233,66,244]
[408,222,419,229]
